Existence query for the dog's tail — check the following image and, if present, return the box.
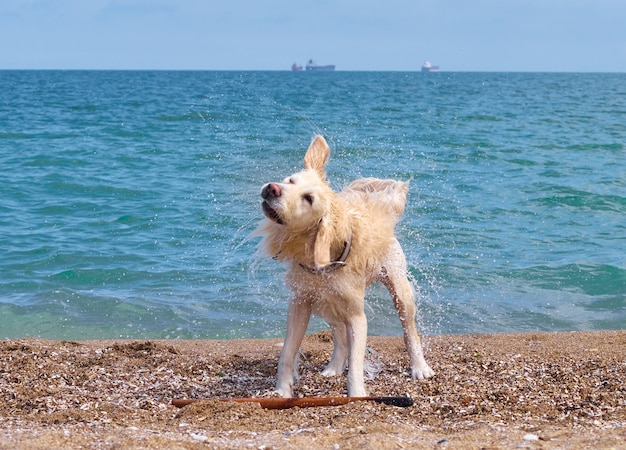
[344,178,409,219]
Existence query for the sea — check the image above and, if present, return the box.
[1,70,625,341]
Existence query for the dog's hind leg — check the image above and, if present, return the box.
[321,322,348,376]
[379,239,435,381]
[276,298,312,397]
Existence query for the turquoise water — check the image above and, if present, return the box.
[1,70,625,340]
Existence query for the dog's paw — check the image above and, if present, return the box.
[412,363,435,380]
[274,386,293,398]
[257,390,284,399]
[321,359,347,377]
[321,365,343,377]
[348,387,368,397]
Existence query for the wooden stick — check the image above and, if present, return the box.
[171,396,413,410]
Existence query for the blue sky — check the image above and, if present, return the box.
[1,0,625,71]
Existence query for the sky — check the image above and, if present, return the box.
[1,0,625,72]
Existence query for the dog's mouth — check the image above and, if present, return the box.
[262,201,284,225]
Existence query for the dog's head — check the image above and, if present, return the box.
[260,135,343,268]
[261,135,332,229]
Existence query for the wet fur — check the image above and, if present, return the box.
[256,135,434,397]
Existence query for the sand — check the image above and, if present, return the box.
[1,330,625,449]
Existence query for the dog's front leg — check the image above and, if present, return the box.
[345,312,368,397]
[275,298,311,397]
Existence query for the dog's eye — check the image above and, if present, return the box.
[302,193,314,205]
[288,177,295,184]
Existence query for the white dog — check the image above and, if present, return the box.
[256,135,434,397]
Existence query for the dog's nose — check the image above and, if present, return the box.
[262,183,282,199]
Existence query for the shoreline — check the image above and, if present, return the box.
[1,330,625,449]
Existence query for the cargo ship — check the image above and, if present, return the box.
[305,59,335,71]
[421,61,440,73]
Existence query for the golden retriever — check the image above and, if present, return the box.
[256,135,434,397]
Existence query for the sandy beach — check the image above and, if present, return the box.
[1,330,624,449]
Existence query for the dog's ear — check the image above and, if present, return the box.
[304,135,330,179]
[311,217,332,268]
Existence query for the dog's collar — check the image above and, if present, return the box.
[299,236,352,274]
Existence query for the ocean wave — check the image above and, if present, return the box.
[499,263,626,296]
[535,187,626,213]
